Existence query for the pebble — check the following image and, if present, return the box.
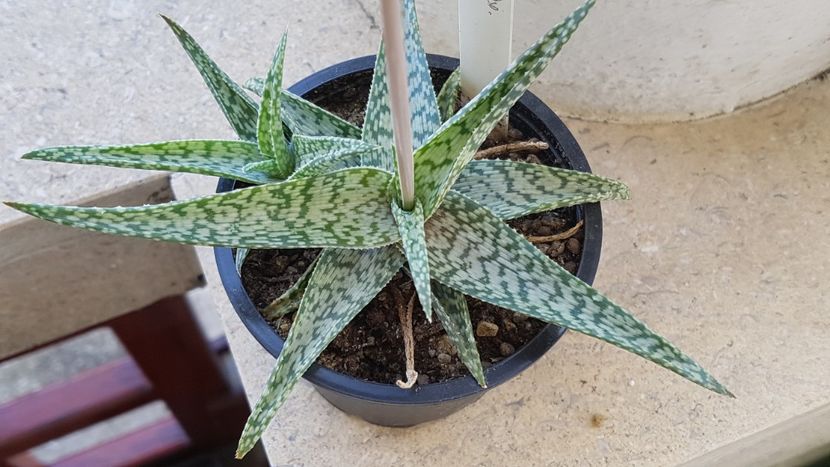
[366,336,375,346]
[437,352,452,364]
[512,312,529,323]
[417,374,431,385]
[436,335,457,355]
[279,321,291,333]
[535,243,550,253]
[525,154,542,165]
[499,342,516,357]
[549,241,566,256]
[476,321,499,337]
[566,238,581,255]
[428,349,436,357]
[508,128,523,140]
[564,261,578,274]
[535,225,553,236]
[502,318,517,333]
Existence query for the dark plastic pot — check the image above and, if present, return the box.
[214,54,602,427]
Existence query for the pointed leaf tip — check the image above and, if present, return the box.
[392,200,433,320]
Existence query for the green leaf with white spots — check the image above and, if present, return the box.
[245,78,361,139]
[413,0,596,218]
[21,140,279,185]
[425,191,731,396]
[6,168,400,249]
[432,282,486,387]
[235,248,249,275]
[236,246,405,458]
[454,160,630,220]
[402,0,441,148]
[261,255,320,320]
[362,42,396,173]
[257,33,293,178]
[436,68,461,121]
[291,135,376,167]
[391,200,432,321]
[162,16,259,141]
[290,147,377,179]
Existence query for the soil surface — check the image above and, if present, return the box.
[240,73,584,385]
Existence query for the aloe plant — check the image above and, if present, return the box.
[6,0,732,459]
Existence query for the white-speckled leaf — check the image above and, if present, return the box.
[236,246,405,458]
[362,43,395,168]
[425,191,732,396]
[257,34,293,178]
[403,0,441,148]
[261,255,320,320]
[6,168,400,249]
[245,78,361,139]
[436,68,460,121]
[291,135,377,167]
[162,16,259,142]
[391,200,432,320]
[454,160,630,220]
[235,248,249,275]
[290,148,378,179]
[432,282,485,387]
[413,0,596,218]
[22,140,279,185]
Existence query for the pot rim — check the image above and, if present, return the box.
[214,54,603,405]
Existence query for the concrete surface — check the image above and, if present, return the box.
[196,77,830,466]
[1,1,829,466]
[421,0,830,122]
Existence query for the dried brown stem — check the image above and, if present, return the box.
[474,140,550,159]
[395,291,418,389]
[527,220,584,243]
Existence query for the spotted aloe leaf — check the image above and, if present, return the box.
[291,135,377,166]
[261,255,320,320]
[436,68,461,121]
[21,140,278,185]
[432,282,486,387]
[236,246,405,458]
[5,168,400,249]
[235,248,249,275]
[362,43,394,161]
[454,160,631,220]
[257,33,293,178]
[245,78,361,139]
[391,200,432,320]
[290,148,377,179]
[413,0,596,218]
[162,15,259,141]
[425,192,731,396]
[402,0,441,148]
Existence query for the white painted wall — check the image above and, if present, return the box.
[418,0,830,122]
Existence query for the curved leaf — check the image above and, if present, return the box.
[402,0,441,148]
[22,140,278,185]
[162,16,259,141]
[362,43,395,161]
[425,191,731,396]
[432,282,485,387]
[291,135,376,167]
[391,200,432,320]
[6,168,400,249]
[436,68,461,121]
[257,33,293,177]
[454,160,630,220]
[245,78,361,139]
[236,246,405,458]
[261,255,320,320]
[412,0,596,218]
